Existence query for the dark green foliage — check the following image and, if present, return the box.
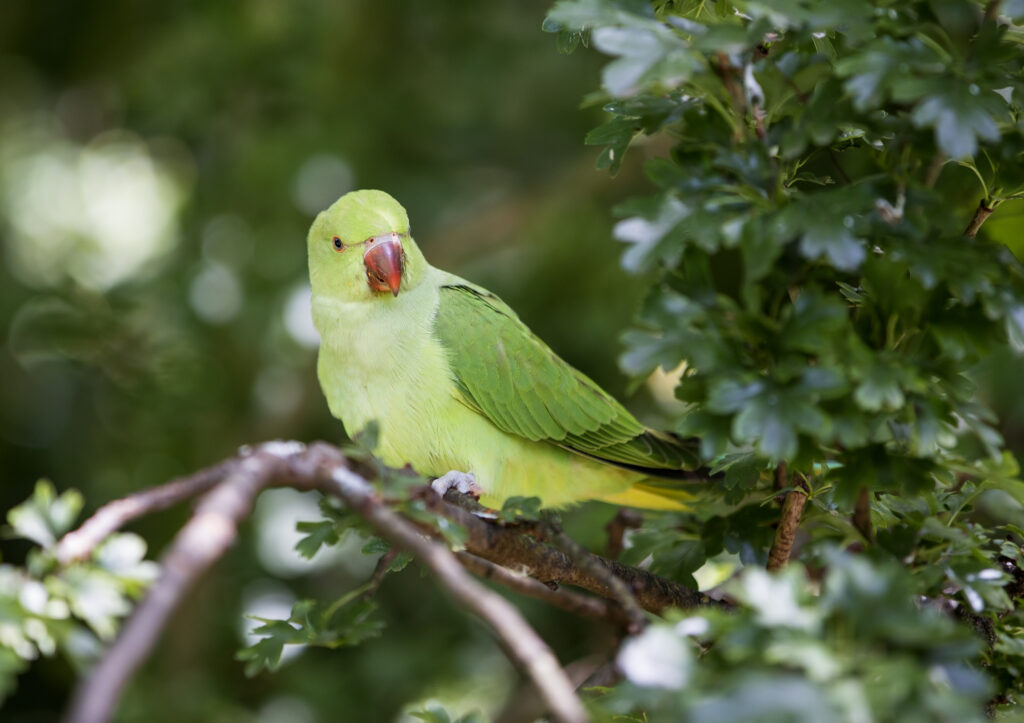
[546,0,1024,717]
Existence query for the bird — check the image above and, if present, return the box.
[307,189,700,509]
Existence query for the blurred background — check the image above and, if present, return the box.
[3,2,1024,722]
[0,2,654,721]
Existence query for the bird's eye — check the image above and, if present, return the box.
[332,236,344,251]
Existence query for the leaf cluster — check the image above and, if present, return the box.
[0,482,157,705]
[600,548,990,722]
[545,0,1024,717]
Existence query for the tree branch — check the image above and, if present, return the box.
[964,198,994,238]
[455,551,628,626]
[63,443,590,723]
[767,482,807,572]
[424,491,717,614]
[544,513,648,633]
[605,508,642,560]
[64,449,287,723]
[853,486,874,543]
[924,153,946,188]
[54,460,234,565]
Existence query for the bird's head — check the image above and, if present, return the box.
[308,189,427,302]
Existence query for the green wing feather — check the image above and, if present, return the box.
[433,284,699,474]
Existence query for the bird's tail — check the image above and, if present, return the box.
[597,482,694,511]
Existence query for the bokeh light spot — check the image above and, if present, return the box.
[291,154,353,217]
[189,262,243,324]
[1,124,188,291]
[283,283,319,348]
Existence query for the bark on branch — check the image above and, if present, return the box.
[964,199,994,239]
[767,482,807,572]
[424,491,717,614]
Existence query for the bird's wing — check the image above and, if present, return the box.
[432,283,699,473]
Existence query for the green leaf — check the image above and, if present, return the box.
[352,420,380,453]
[730,386,829,461]
[854,364,905,412]
[706,378,765,414]
[591,24,699,98]
[780,289,850,353]
[5,481,83,549]
[799,225,865,272]
[649,539,705,588]
[614,193,690,273]
[586,116,638,174]
[295,520,340,559]
[59,568,133,640]
[911,85,1005,159]
[235,622,293,676]
[500,496,543,521]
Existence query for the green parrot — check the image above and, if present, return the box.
[308,189,700,509]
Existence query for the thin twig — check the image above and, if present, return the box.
[55,461,234,564]
[362,548,401,599]
[767,481,808,572]
[773,462,787,494]
[924,153,946,188]
[853,487,874,543]
[605,509,643,560]
[964,199,994,238]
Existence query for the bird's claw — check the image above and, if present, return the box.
[431,470,483,499]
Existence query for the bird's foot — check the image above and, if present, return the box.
[431,470,483,499]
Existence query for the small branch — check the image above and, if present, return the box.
[362,548,401,599]
[767,480,808,572]
[324,459,588,723]
[853,487,874,543]
[544,514,647,633]
[753,106,766,141]
[605,509,642,560]
[456,551,628,627]
[65,450,287,723]
[924,153,946,188]
[55,461,234,564]
[428,492,716,614]
[964,199,994,238]
[773,462,787,494]
[65,443,589,723]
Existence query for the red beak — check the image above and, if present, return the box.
[363,236,404,296]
